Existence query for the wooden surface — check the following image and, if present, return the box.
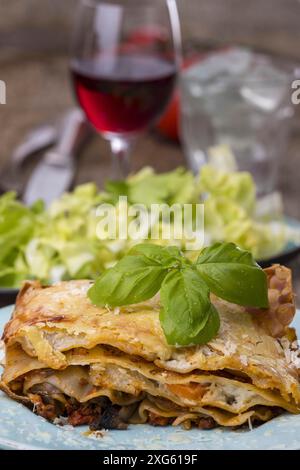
[0,0,300,304]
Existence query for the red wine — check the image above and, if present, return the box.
[71,55,176,134]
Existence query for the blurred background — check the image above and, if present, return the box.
[1,0,300,298]
[1,0,299,188]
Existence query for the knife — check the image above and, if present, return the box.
[23,109,92,207]
[0,124,58,194]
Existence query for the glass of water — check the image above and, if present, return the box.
[181,47,295,196]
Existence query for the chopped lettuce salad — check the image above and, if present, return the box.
[0,165,296,288]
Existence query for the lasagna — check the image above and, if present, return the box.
[1,265,300,430]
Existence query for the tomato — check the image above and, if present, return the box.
[127,26,168,47]
[157,91,180,142]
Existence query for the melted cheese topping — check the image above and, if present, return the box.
[1,275,300,428]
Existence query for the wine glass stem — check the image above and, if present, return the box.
[109,136,132,179]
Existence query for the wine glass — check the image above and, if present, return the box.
[70,0,181,179]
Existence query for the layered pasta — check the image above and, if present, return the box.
[1,265,299,430]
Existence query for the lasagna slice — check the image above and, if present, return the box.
[1,265,299,430]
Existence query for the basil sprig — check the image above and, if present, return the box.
[196,243,269,308]
[88,242,269,346]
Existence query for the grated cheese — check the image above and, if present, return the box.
[223,340,237,356]
[164,358,190,371]
[104,304,112,314]
[279,338,300,369]
[0,340,5,365]
[53,416,69,426]
[240,355,248,366]
[248,417,253,431]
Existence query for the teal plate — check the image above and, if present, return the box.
[1,305,300,450]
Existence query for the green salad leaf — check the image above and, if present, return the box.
[0,164,291,288]
[0,192,35,262]
[198,165,255,213]
[106,167,198,206]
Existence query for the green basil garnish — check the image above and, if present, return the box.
[88,242,268,346]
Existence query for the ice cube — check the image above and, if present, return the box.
[184,47,252,83]
[240,57,291,112]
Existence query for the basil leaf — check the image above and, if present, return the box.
[159,268,218,346]
[88,255,167,307]
[187,304,220,345]
[129,244,183,268]
[196,242,268,308]
[161,303,220,346]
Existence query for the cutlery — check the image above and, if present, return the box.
[0,124,58,193]
[23,109,92,207]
